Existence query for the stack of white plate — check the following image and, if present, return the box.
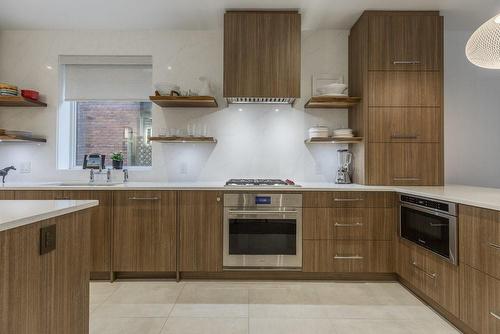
[333,128,354,138]
[309,126,329,139]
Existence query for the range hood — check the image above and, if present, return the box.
[223,10,301,105]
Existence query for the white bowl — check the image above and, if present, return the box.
[317,83,348,95]
[154,82,180,96]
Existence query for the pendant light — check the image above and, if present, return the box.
[465,13,500,69]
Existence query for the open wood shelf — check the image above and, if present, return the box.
[0,134,46,143]
[304,96,361,109]
[305,137,363,144]
[0,96,47,107]
[149,96,218,108]
[149,136,217,143]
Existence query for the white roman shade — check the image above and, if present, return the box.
[60,55,152,101]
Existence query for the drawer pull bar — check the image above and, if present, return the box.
[54,197,71,200]
[488,242,500,250]
[128,197,159,201]
[390,134,418,139]
[334,255,364,260]
[333,198,364,202]
[393,177,421,181]
[429,223,448,227]
[334,222,363,227]
[411,261,437,279]
[490,311,500,320]
[393,60,421,65]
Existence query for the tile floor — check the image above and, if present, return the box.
[89,280,461,334]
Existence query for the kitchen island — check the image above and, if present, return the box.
[0,200,98,334]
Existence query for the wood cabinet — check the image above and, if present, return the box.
[460,264,500,334]
[0,211,91,334]
[0,190,15,199]
[303,191,395,208]
[397,240,459,316]
[349,11,443,186]
[368,13,442,71]
[113,191,176,272]
[223,11,301,98]
[14,190,112,273]
[368,107,441,143]
[179,191,223,272]
[460,204,500,280]
[367,143,442,185]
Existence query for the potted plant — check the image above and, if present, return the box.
[111,152,124,170]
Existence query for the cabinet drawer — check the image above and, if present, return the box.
[398,240,459,316]
[368,107,441,143]
[303,240,393,273]
[460,265,500,334]
[367,143,442,185]
[368,71,441,107]
[303,192,395,208]
[368,14,442,71]
[460,205,500,280]
[303,208,395,240]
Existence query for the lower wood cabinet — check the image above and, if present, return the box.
[179,191,223,272]
[0,190,15,199]
[460,264,500,334]
[113,191,176,272]
[303,240,393,273]
[397,240,459,316]
[303,191,395,208]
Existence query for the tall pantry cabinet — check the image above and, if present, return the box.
[348,11,444,185]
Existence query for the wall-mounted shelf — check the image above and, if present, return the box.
[149,136,217,143]
[0,134,47,143]
[304,96,361,109]
[149,96,218,108]
[305,137,363,144]
[0,96,47,107]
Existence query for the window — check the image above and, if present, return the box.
[58,56,153,169]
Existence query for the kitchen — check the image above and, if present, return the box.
[0,1,499,334]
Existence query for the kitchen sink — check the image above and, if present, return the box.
[49,182,122,187]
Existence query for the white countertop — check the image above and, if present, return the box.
[0,200,98,232]
[1,182,500,211]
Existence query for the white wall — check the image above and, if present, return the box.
[444,30,500,188]
[0,29,349,183]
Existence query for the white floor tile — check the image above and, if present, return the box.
[161,317,248,334]
[90,317,167,334]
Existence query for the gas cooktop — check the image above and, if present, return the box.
[225,179,299,187]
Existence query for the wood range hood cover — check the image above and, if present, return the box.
[223,10,301,104]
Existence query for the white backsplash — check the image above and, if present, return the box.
[0,29,349,183]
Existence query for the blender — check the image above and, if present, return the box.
[335,149,353,184]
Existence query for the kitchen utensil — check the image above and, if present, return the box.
[335,149,353,184]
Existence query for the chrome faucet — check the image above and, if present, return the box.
[106,168,112,183]
[123,169,129,183]
[89,169,95,183]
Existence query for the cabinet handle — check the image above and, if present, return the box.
[393,60,421,65]
[334,255,364,260]
[54,197,71,200]
[128,197,159,201]
[333,198,364,202]
[411,261,437,279]
[216,197,221,202]
[488,242,500,250]
[393,177,421,181]
[390,134,419,139]
[490,311,500,320]
[334,222,363,227]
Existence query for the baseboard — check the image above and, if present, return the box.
[180,271,397,281]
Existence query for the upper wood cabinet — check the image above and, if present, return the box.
[368,13,443,71]
[113,191,177,272]
[179,191,223,272]
[223,11,301,98]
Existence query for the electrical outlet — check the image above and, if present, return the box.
[180,162,188,174]
[19,161,31,174]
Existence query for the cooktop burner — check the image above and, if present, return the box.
[225,179,298,186]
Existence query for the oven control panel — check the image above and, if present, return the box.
[400,194,456,216]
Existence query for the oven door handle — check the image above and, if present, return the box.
[228,210,298,215]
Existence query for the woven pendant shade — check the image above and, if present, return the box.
[466,14,500,69]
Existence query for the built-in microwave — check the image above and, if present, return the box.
[399,194,458,265]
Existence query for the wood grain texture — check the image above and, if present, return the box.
[368,71,441,107]
[303,240,393,273]
[302,191,395,208]
[368,107,442,143]
[368,14,442,71]
[14,190,66,200]
[0,190,15,199]
[367,143,442,185]
[223,11,301,98]
[303,207,395,240]
[459,205,500,280]
[112,191,176,272]
[179,191,223,272]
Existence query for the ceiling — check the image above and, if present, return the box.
[0,0,499,31]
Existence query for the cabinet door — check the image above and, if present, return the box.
[14,190,66,200]
[179,191,223,272]
[224,11,301,98]
[113,191,176,272]
[460,205,500,280]
[0,190,15,199]
[368,71,441,107]
[303,191,395,208]
[368,14,442,71]
[368,107,441,143]
[367,143,442,185]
